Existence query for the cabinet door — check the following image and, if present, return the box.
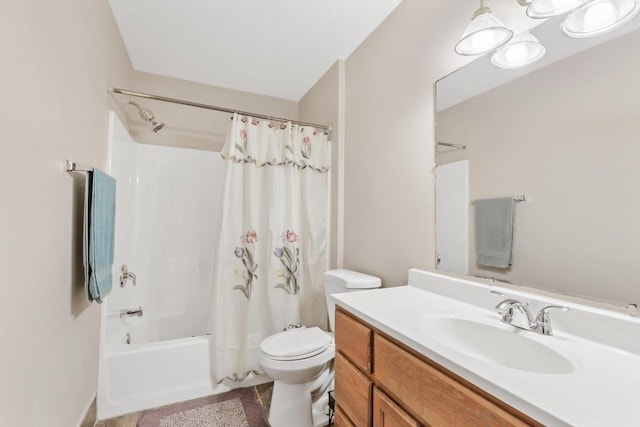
[335,309,373,373]
[335,405,357,427]
[375,334,536,427]
[335,352,372,426]
[373,387,419,427]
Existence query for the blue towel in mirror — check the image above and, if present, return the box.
[84,169,116,303]
[474,197,514,269]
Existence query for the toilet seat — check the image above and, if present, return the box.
[260,327,333,361]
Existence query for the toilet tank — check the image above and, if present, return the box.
[324,269,381,331]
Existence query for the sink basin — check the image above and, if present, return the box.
[418,315,575,375]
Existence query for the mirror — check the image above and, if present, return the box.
[435,14,640,306]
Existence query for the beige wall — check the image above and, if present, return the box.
[341,1,477,286]
[0,2,133,426]
[437,28,640,305]
[299,61,346,270]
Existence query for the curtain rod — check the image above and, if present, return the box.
[109,87,332,132]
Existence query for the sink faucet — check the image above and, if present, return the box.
[491,291,568,335]
[120,306,143,318]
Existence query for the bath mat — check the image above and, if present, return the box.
[137,387,269,427]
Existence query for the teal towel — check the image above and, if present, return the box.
[85,169,116,303]
[474,197,515,269]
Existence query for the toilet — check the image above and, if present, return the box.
[257,269,382,427]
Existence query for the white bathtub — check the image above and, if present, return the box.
[98,114,269,420]
[97,316,269,419]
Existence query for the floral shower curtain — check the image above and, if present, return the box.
[210,113,331,382]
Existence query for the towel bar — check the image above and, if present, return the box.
[437,141,467,149]
[65,160,94,173]
[471,195,527,204]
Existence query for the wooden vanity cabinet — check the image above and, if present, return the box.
[335,406,357,427]
[335,310,373,426]
[373,388,419,427]
[334,307,541,427]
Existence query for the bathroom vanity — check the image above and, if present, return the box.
[332,269,640,426]
[334,309,538,426]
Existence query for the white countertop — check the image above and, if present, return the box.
[332,269,640,426]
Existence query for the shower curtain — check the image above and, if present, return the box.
[210,113,331,382]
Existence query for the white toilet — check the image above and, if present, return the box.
[257,269,382,427]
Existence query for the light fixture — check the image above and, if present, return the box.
[562,0,640,37]
[454,0,640,68]
[455,0,514,56]
[491,32,547,69]
[526,0,589,18]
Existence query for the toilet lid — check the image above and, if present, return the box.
[261,327,332,361]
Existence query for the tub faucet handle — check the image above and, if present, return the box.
[120,265,137,287]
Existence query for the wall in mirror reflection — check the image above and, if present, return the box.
[436,26,640,307]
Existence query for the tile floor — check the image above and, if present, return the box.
[95,382,273,427]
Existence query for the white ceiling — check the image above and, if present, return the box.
[108,0,402,101]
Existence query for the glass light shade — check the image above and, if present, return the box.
[527,0,589,18]
[562,0,640,37]
[491,32,547,69]
[455,9,514,56]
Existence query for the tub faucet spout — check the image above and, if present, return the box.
[120,307,143,318]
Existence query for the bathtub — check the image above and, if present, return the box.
[97,315,269,420]
[98,113,269,420]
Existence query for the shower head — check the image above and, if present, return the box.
[128,101,165,133]
[150,120,165,133]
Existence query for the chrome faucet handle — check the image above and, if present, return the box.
[120,265,137,287]
[535,305,569,335]
[491,291,514,308]
[508,301,537,328]
[491,291,528,311]
[494,298,522,311]
[490,291,535,326]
